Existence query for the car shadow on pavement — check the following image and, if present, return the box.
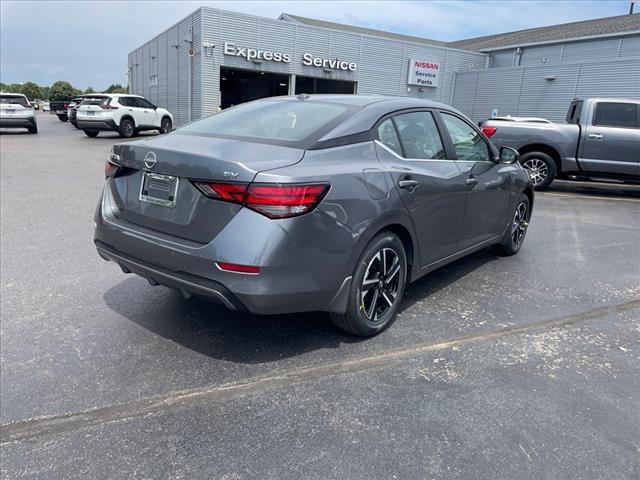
[103,248,496,364]
[0,130,32,135]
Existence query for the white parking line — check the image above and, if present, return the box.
[542,192,640,203]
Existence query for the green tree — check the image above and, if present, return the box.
[20,81,42,100]
[48,81,77,101]
[84,86,95,94]
[5,83,24,94]
[0,82,6,92]
[41,86,50,99]
[105,84,128,94]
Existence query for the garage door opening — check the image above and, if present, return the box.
[220,67,289,109]
[295,76,356,95]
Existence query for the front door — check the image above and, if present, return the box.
[439,112,511,248]
[580,102,639,176]
[374,112,467,267]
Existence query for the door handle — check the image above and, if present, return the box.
[398,179,419,190]
[588,133,604,140]
[466,177,479,186]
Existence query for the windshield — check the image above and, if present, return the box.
[179,100,353,146]
[1,95,30,107]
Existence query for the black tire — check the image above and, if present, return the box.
[84,130,99,138]
[119,118,135,138]
[57,115,68,122]
[495,194,531,256]
[160,117,172,134]
[330,231,407,336]
[518,151,556,190]
[28,125,38,134]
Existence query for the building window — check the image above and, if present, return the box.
[149,75,158,86]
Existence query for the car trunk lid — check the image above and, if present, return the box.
[107,133,305,243]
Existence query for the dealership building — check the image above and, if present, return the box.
[128,8,640,126]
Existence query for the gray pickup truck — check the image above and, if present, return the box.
[480,98,640,189]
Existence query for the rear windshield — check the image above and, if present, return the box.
[178,100,354,147]
[81,96,110,106]
[1,95,29,107]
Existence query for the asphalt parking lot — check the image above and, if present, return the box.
[1,113,639,479]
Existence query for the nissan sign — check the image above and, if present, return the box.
[407,59,441,87]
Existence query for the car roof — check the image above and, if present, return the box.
[262,94,467,144]
[0,92,28,98]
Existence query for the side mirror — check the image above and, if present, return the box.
[498,146,519,164]
[153,105,158,110]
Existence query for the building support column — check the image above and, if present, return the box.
[289,74,296,95]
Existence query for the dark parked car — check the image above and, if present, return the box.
[480,98,640,189]
[68,97,83,128]
[95,95,533,336]
[49,100,71,121]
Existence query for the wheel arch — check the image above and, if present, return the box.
[119,114,135,126]
[517,143,562,173]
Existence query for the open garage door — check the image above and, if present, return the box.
[220,67,289,109]
[295,76,356,95]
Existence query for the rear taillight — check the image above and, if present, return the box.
[482,126,497,138]
[193,182,330,219]
[105,152,121,177]
[246,184,329,219]
[63,103,69,109]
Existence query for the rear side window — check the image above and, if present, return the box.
[441,113,491,162]
[593,102,638,128]
[393,112,445,159]
[376,119,403,156]
[179,100,352,146]
[118,97,131,107]
[1,95,29,107]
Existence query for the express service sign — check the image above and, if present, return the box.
[407,59,441,88]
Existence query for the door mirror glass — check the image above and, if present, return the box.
[499,146,519,164]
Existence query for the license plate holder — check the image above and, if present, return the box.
[87,110,95,116]
[6,109,15,115]
[139,173,179,208]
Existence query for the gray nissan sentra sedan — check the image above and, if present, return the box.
[95,95,533,336]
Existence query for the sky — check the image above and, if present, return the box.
[0,0,634,90]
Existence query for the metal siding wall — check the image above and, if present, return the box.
[442,50,483,106]
[201,8,220,116]
[517,64,580,119]
[472,69,522,120]
[520,44,562,65]
[491,50,515,68]
[561,37,621,63]
[575,59,640,98]
[620,34,640,58]
[452,58,640,122]
[451,71,477,115]
[191,11,202,120]
[167,24,180,122]
[157,32,168,110]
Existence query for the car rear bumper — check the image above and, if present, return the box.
[94,184,355,315]
[77,119,118,131]
[0,117,36,128]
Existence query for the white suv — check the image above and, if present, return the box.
[76,94,173,138]
[0,93,37,134]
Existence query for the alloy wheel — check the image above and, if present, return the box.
[511,201,529,247]
[360,248,402,322]
[162,120,171,134]
[521,158,548,186]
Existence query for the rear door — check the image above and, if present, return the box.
[374,110,467,267]
[579,101,639,176]
[439,111,511,248]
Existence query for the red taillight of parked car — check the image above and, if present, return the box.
[193,182,330,219]
[481,126,497,138]
[105,160,121,177]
